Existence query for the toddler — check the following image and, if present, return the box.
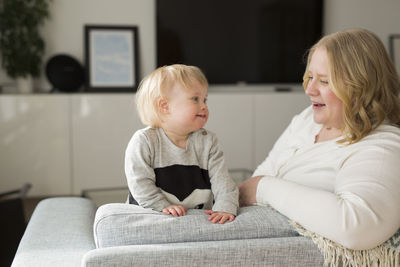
[125,64,238,224]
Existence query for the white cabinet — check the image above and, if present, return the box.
[206,93,254,170]
[0,92,310,196]
[71,94,143,194]
[208,91,310,171]
[254,92,310,168]
[0,95,71,195]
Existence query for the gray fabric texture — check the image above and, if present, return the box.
[12,197,324,267]
[84,236,324,267]
[11,197,96,267]
[94,204,299,248]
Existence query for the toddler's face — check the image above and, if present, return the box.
[165,81,209,134]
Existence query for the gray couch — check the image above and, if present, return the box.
[12,197,325,266]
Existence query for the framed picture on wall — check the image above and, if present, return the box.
[389,34,400,76]
[85,25,139,92]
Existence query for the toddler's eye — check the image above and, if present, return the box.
[204,98,208,104]
[192,97,199,102]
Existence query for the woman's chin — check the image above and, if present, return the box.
[313,114,326,125]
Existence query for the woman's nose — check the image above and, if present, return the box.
[305,80,318,96]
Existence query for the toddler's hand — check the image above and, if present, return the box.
[162,205,186,217]
[205,210,235,224]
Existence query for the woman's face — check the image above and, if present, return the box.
[305,47,344,130]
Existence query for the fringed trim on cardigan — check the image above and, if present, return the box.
[290,221,400,267]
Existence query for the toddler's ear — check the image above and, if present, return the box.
[158,97,169,114]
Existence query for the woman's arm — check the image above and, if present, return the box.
[238,176,263,206]
[253,139,400,250]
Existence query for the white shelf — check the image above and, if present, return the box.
[0,92,309,196]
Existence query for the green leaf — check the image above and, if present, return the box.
[0,0,52,77]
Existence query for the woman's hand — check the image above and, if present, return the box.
[238,176,263,207]
[162,205,186,217]
[205,210,235,224]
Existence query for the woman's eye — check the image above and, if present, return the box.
[308,76,313,80]
[320,80,329,85]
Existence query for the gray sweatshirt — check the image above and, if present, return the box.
[124,127,238,215]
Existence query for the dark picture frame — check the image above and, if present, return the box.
[389,34,400,76]
[84,25,139,92]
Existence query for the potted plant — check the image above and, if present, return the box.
[0,0,51,93]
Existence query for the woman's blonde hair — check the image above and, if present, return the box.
[135,64,208,127]
[303,28,400,144]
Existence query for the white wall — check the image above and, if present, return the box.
[1,0,156,92]
[1,0,400,90]
[324,0,400,48]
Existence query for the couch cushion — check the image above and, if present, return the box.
[94,204,299,248]
[12,197,96,267]
[85,236,324,267]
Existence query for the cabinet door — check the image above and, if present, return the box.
[254,92,309,169]
[71,94,143,194]
[206,93,254,171]
[0,95,71,196]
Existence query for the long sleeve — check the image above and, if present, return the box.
[254,107,400,250]
[208,134,239,215]
[125,130,171,211]
[125,127,236,213]
[257,143,400,250]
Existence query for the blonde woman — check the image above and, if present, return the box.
[125,64,238,224]
[239,28,400,255]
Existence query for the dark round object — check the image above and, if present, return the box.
[46,54,85,92]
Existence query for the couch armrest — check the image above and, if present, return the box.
[83,236,324,267]
[12,197,97,267]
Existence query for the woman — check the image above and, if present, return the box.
[239,28,400,252]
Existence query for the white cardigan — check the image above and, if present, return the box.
[254,106,400,250]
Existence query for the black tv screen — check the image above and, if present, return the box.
[157,0,323,84]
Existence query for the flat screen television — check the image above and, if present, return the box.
[157,0,323,84]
